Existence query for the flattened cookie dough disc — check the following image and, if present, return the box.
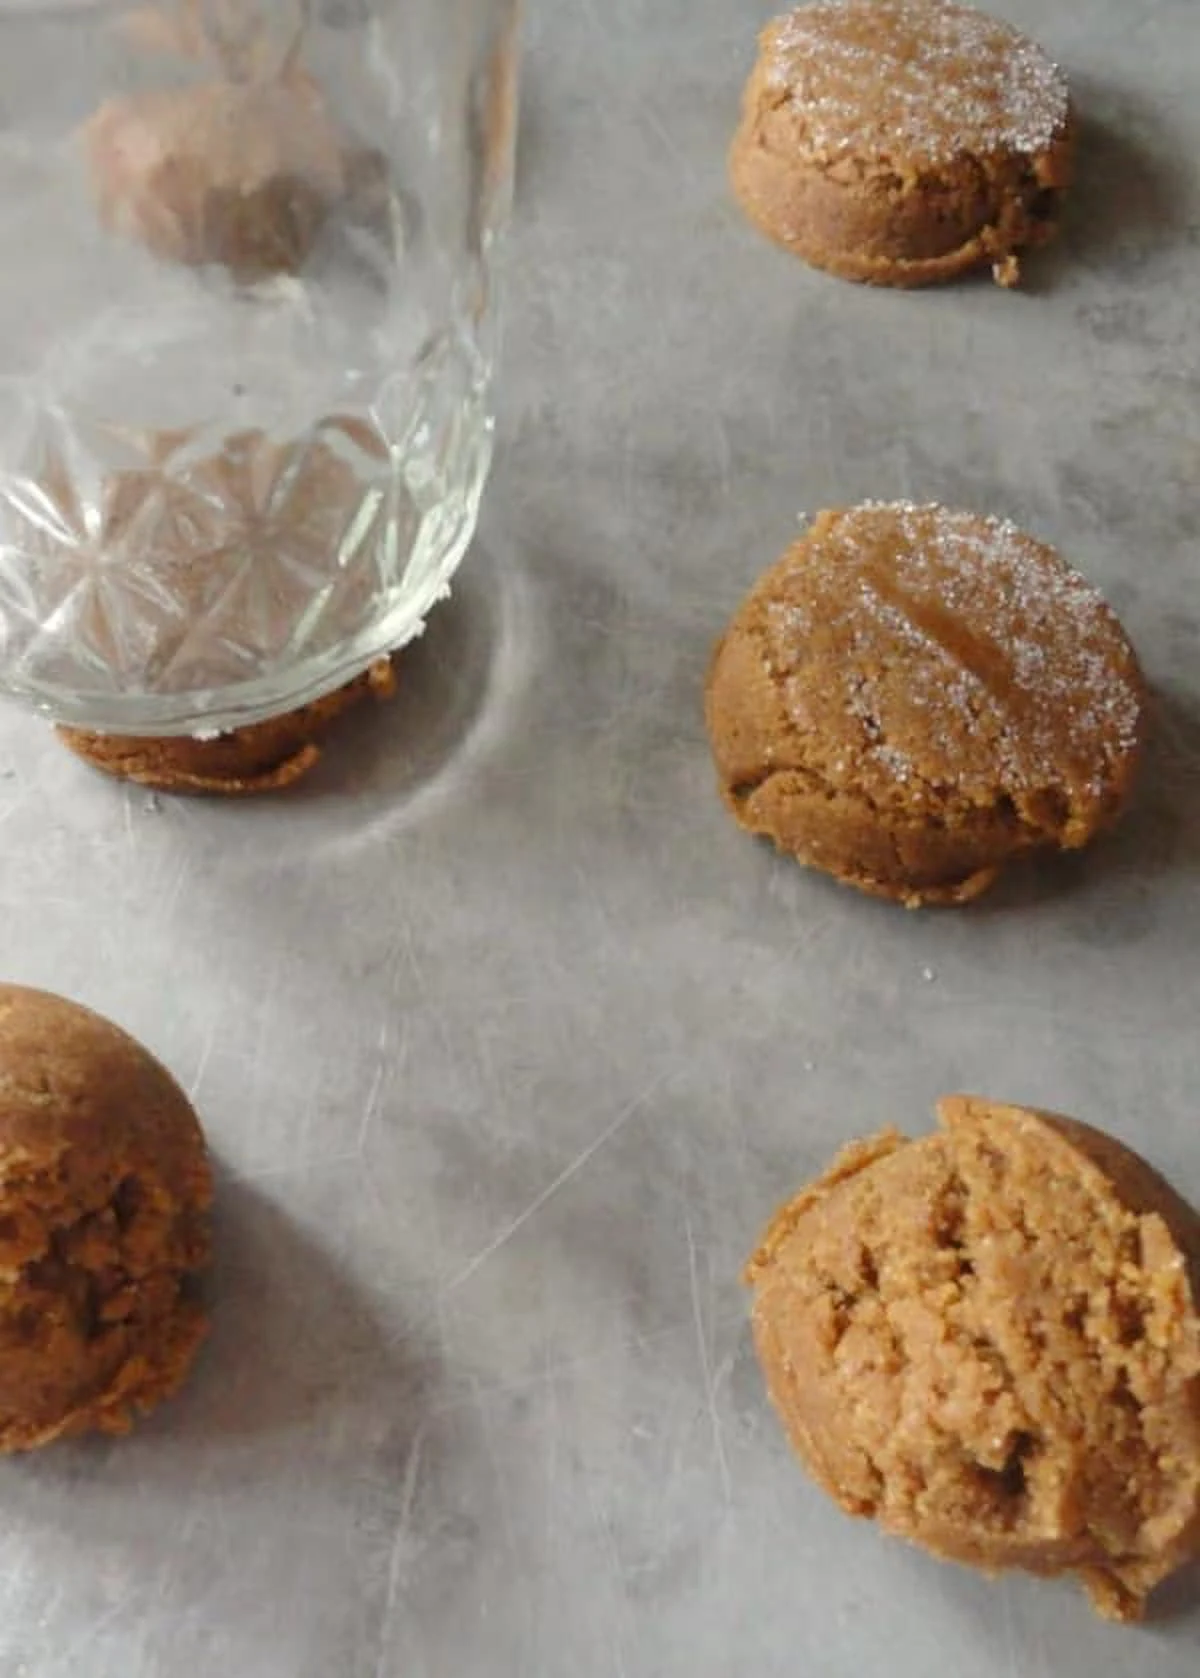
[745,1099,1200,1620]
[0,985,212,1450]
[729,0,1074,286]
[705,503,1145,905]
[57,656,397,796]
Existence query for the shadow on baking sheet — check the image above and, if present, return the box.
[962,684,1200,927]
[169,1173,424,1448]
[1150,1560,1200,1624]
[299,538,526,805]
[512,66,544,209]
[0,1177,441,1493]
[0,1179,479,1631]
[1126,684,1200,871]
[171,529,539,861]
[1026,79,1193,291]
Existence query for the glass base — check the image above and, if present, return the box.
[1,411,491,737]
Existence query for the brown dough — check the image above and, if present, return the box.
[746,1098,1200,1620]
[705,503,1145,905]
[729,0,1074,287]
[84,75,351,278]
[57,655,397,795]
[0,986,212,1451]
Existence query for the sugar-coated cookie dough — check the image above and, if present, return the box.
[58,656,397,795]
[705,503,1144,905]
[0,986,212,1450]
[746,1097,1200,1620]
[729,0,1074,286]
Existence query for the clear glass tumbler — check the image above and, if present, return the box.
[0,0,519,732]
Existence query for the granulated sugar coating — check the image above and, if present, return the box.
[765,0,1069,166]
[778,504,1143,790]
[704,504,1146,905]
[729,1,1074,285]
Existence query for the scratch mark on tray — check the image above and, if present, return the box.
[473,1375,520,1555]
[541,1346,560,1572]
[473,1374,540,1672]
[640,101,697,193]
[712,415,732,504]
[357,1024,392,1152]
[0,783,29,835]
[188,1017,217,1101]
[248,957,284,1111]
[582,1472,631,1678]
[396,915,427,994]
[396,913,460,1077]
[716,1067,753,1184]
[160,849,192,921]
[439,1072,669,1300]
[371,1429,427,1678]
[237,1150,362,1182]
[576,0,609,50]
[42,1586,142,1675]
[417,1307,746,1415]
[686,1209,732,1503]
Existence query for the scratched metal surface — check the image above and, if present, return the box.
[0,1,1198,1674]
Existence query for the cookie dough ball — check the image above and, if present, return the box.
[729,1,1074,286]
[0,987,212,1450]
[705,503,1145,905]
[58,656,397,796]
[746,1098,1200,1620]
[84,76,350,279]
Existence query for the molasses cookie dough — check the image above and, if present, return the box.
[0,986,212,1450]
[84,73,359,279]
[705,503,1145,905]
[729,0,1074,286]
[58,655,397,795]
[745,1098,1200,1620]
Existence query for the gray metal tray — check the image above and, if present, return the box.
[0,1,1196,1672]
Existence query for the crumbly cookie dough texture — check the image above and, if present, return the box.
[746,1098,1200,1620]
[705,503,1145,906]
[729,0,1075,286]
[58,655,397,796]
[0,986,212,1451]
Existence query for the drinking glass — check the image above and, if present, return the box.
[0,0,520,732]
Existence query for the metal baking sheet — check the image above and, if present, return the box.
[0,1,1197,1672]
